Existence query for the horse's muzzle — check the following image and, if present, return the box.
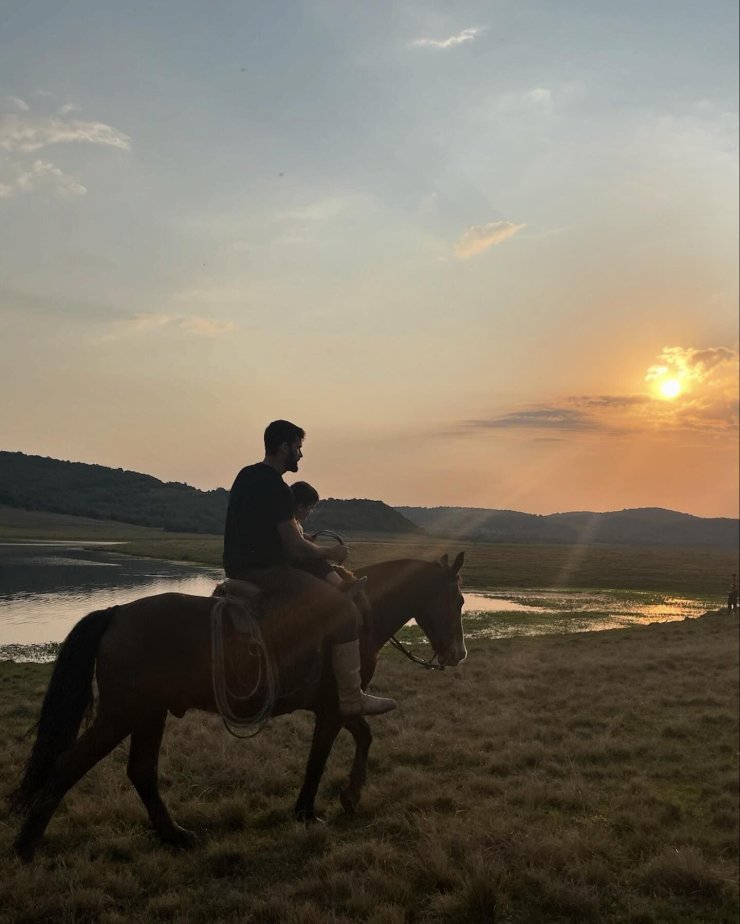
[438,643,468,668]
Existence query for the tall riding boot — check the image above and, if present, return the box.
[331,640,396,717]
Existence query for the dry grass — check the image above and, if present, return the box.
[1,612,738,922]
[1,505,736,597]
[115,535,737,598]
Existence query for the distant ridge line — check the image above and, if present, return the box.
[395,506,739,549]
[0,451,736,547]
[0,450,419,536]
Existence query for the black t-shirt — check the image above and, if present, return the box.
[222,463,295,577]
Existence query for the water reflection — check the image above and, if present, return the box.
[462,590,714,639]
[0,543,716,661]
[0,542,222,651]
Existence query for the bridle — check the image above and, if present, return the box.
[389,568,461,672]
[311,528,453,672]
[388,633,445,671]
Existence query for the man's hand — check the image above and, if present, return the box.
[328,543,348,564]
[278,518,348,564]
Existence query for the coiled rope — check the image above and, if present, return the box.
[210,597,277,738]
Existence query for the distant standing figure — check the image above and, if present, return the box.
[728,573,738,612]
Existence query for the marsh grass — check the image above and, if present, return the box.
[1,505,736,597]
[1,613,738,922]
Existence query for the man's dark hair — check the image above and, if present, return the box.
[264,420,305,455]
[291,481,319,507]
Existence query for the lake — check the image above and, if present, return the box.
[0,541,714,661]
[0,541,222,659]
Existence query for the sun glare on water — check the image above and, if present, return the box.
[658,378,682,399]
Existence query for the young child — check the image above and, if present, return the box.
[290,481,381,714]
[290,481,344,588]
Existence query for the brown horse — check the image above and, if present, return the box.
[11,553,466,861]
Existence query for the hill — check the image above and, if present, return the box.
[397,505,739,549]
[2,451,735,547]
[0,451,419,536]
[0,451,229,534]
[304,498,422,536]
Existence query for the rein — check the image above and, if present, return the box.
[388,634,445,671]
[311,528,345,544]
[311,529,447,673]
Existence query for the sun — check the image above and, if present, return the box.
[659,378,682,399]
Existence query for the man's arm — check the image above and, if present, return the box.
[277,519,348,564]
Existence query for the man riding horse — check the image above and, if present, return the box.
[222,419,396,717]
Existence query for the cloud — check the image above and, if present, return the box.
[411,27,482,50]
[1,96,29,112]
[456,347,740,443]
[115,314,237,338]
[0,105,130,202]
[0,159,86,198]
[179,317,236,337]
[467,408,599,431]
[454,345,738,442]
[645,345,738,385]
[454,221,524,259]
[569,395,650,409]
[279,197,351,224]
[523,87,552,107]
[674,396,739,433]
[0,113,131,153]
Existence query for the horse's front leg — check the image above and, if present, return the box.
[339,716,372,815]
[294,710,343,825]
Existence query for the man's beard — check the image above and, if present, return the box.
[286,452,300,472]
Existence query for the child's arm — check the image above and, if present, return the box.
[278,519,348,564]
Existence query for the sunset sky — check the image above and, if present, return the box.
[1,1,737,517]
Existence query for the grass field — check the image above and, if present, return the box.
[108,536,739,600]
[1,612,738,923]
[1,505,737,598]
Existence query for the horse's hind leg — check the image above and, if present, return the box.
[340,717,372,816]
[14,713,129,862]
[127,711,196,848]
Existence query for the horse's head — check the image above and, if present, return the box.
[415,552,467,668]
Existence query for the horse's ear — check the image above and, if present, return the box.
[439,553,449,568]
[451,551,465,575]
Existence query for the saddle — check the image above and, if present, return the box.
[212,579,263,630]
[213,573,371,625]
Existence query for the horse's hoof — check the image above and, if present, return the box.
[294,809,324,827]
[339,790,357,816]
[162,826,198,849]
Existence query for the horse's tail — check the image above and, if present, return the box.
[8,607,115,814]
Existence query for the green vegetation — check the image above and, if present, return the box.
[114,535,737,598]
[306,498,421,535]
[0,505,174,541]
[2,614,738,922]
[0,451,229,534]
[0,506,736,597]
[399,505,739,549]
[0,453,419,537]
[3,451,736,547]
